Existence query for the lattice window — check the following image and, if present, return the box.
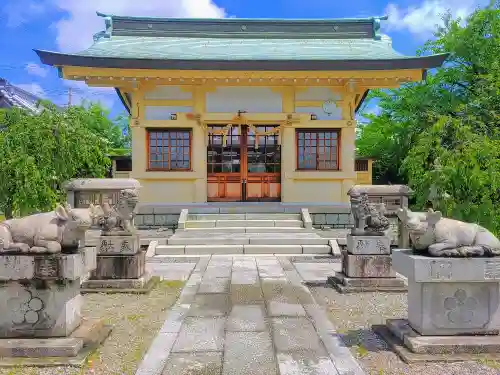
[247,125,281,173]
[207,125,241,173]
[355,159,369,171]
[296,129,339,170]
[147,129,191,171]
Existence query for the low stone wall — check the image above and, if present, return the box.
[133,203,355,231]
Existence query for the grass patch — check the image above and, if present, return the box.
[355,345,369,358]
[126,314,146,322]
[477,357,500,369]
[159,279,185,289]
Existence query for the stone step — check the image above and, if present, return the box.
[186,213,301,221]
[155,244,331,255]
[184,219,303,229]
[183,226,312,233]
[167,233,328,246]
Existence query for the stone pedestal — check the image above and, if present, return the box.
[328,235,406,293]
[81,234,154,293]
[0,249,111,366]
[376,250,500,362]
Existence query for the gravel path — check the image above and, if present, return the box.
[310,285,500,375]
[0,280,183,375]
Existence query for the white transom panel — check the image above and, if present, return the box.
[206,87,282,113]
[295,87,341,101]
[145,106,193,120]
[144,86,193,100]
[295,106,343,120]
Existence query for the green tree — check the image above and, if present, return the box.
[356,1,500,232]
[69,101,130,155]
[0,102,113,218]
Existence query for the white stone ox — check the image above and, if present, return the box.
[0,204,99,253]
[397,208,500,257]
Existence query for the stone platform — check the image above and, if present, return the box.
[82,232,152,292]
[374,319,500,363]
[328,272,407,293]
[328,235,407,293]
[0,319,111,367]
[81,271,158,294]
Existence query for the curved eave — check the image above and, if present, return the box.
[35,49,448,72]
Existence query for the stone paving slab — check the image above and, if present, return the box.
[230,284,265,304]
[294,262,341,283]
[272,317,327,353]
[267,301,307,317]
[231,271,259,285]
[198,277,230,293]
[223,331,277,375]
[226,305,267,332]
[136,255,365,375]
[188,294,231,317]
[162,352,223,375]
[277,351,339,375]
[171,317,225,352]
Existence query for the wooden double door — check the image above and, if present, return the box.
[207,125,281,202]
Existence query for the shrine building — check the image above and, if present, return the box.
[36,13,446,204]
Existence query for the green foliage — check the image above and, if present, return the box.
[0,101,128,218]
[356,2,500,233]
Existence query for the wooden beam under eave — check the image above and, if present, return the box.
[61,66,425,81]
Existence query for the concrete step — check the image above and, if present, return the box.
[186,213,301,221]
[184,219,303,229]
[167,232,328,246]
[183,226,312,233]
[155,244,331,255]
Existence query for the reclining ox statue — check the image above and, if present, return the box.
[0,203,100,254]
[397,207,500,257]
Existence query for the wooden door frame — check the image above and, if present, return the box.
[207,124,281,202]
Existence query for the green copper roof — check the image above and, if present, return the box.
[35,13,448,71]
[77,35,404,61]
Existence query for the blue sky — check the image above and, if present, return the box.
[0,0,486,120]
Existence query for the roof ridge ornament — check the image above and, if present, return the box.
[93,11,113,42]
[373,15,388,40]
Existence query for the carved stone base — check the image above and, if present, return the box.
[81,272,157,294]
[90,251,146,280]
[98,234,139,254]
[347,235,391,255]
[0,280,82,338]
[374,319,500,363]
[0,318,111,367]
[393,250,500,336]
[342,253,396,278]
[328,273,407,293]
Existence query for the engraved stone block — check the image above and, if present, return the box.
[407,281,499,336]
[34,256,59,279]
[342,253,395,278]
[347,235,391,255]
[91,251,146,280]
[0,253,91,281]
[82,246,97,273]
[393,250,500,336]
[98,235,139,255]
[0,256,35,280]
[0,280,82,338]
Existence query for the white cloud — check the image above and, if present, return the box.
[2,0,46,27]
[25,63,49,78]
[14,83,47,98]
[50,0,226,52]
[384,0,486,38]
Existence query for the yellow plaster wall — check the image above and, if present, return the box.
[129,83,360,204]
